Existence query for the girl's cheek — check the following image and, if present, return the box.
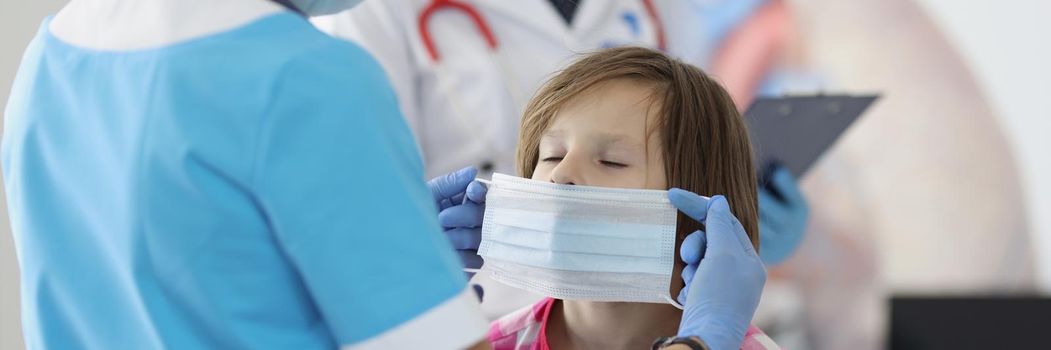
[530,164,549,181]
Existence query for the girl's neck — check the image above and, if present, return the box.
[547,300,682,350]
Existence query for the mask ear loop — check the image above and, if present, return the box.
[663,294,685,310]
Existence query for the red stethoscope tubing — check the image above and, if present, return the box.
[417,0,666,62]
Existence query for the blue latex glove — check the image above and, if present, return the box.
[427,166,487,270]
[758,165,809,266]
[670,190,767,350]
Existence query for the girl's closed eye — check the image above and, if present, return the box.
[600,160,628,168]
[542,156,564,163]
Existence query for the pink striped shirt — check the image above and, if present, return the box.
[488,298,781,350]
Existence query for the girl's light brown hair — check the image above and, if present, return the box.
[515,46,759,249]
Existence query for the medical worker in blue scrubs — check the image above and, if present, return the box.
[2,0,766,349]
[3,0,489,348]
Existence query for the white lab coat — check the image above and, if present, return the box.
[313,0,677,179]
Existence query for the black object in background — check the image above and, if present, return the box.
[744,94,879,178]
[548,0,583,24]
[890,296,1051,349]
[270,0,305,15]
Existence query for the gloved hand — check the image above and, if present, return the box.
[427,166,487,270]
[670,190,766,350]
[758,164,809,266]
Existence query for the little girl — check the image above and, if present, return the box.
[484,47,778,350]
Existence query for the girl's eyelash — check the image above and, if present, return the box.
[542,157,626,168]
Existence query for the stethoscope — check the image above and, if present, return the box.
[415,0,667,173]
[418,0,667,59]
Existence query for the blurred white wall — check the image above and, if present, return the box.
[0,0,1048,348]
[914,0,1051,291]
[1,2,67,348]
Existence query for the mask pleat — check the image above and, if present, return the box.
[477,173,680,305]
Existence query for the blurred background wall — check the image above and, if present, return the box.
[913,0,1051,291]
[0,1,1048,349]
[2,2,67,348]
[753,1,1049,347]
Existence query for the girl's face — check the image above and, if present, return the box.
[531,79,667,190]
[530,78,687,302]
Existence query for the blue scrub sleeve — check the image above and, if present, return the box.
[251,43,479,346]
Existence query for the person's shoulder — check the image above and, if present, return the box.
[288,29,378,67]
[280,23,384,80]
[223,12,385,84]
[251,19,397,116]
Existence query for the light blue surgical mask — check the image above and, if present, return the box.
[477,173,684,307]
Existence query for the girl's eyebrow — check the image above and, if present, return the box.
[541,130,641,149]
[595,132,641,149]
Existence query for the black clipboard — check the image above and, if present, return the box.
[744,94,879,178]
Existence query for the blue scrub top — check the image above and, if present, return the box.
[3,12,471,349]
